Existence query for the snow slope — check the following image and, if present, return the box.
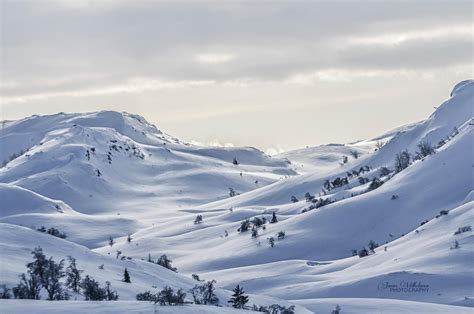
[0,111,295,246]
[0,223,310,312]
[0,111,294,215]
[2,299,472,314]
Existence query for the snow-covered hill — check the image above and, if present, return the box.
[0,80,472,313]
[0,111,295,246]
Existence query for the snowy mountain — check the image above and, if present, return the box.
[0,80,472,313]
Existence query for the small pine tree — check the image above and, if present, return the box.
[290,195,298,203]
[109,236,115,247]
[228,285,249,309]
[270,212,278,223]
[232,157,239,165]
[123,268,131,283]
[127,234,132,243]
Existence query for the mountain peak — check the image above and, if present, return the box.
[450,79,473,97]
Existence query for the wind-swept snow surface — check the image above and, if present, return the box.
[0,81,472,313]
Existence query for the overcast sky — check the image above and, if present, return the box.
[1,0,472,153]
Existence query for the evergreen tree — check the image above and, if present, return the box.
[232,157,239,165]
[123,268,131,283]
[65,256,83,293]
[270,212,278,223]
[127,234,132,243]
[228,285,249,309]
[108,236,115,247]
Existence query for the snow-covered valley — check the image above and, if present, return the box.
[0,80,473,313]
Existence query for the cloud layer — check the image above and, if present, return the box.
[1,0,472,151]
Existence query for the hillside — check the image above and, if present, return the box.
[0,80,472,313]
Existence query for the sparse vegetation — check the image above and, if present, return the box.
[454,226,472,235]
[350,150,359,159]
[189,280,219,305]
[37,226,67,239]
[238,219,251,232]
[395,150,411,172]
[416,141,435,159]
[194,215,203,224]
